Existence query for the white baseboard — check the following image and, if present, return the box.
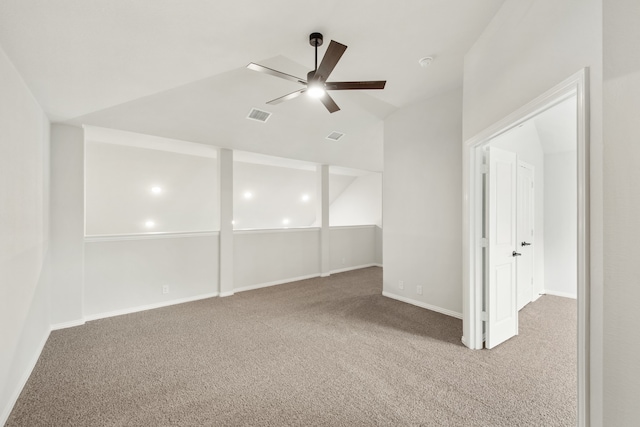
[50,318,86,331]
[235,273,321,293]
[330,263,379,274]
[542,289,577,299]
[1,329,50,427]
[219,291,234,297]
[382,291,463,319]
[84,292,219,322]
[235,264,383,294]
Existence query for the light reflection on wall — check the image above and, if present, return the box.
[85,140,218,235]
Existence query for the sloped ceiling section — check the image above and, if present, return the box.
[0,0,506,171]
[69,58,392,171]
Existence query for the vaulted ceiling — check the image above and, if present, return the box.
[0,0,506,171]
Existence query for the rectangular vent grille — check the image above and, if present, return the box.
[326,131,345,141]
[247,108,272,123]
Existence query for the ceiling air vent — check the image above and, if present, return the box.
[247,108,272,123]
[326,131,345,141]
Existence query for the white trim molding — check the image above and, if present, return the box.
[234,265,383,294]
[50,318,86,331]
[84,230,219,242]
[330,263,380,274]
[542,290,578,299]
[329,224,379,231]
[84,292,219,322]
[234,273,321,293]
[382,291,463,319]
[233,227,320,235]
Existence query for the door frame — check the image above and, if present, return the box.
[462,69,590,425]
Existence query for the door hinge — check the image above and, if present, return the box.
[480,238,488,247]
[480,311,488,321]
[480,165,488,174]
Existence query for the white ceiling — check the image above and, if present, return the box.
[0,0,506,171]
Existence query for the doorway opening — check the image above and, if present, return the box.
[462,69,590,425]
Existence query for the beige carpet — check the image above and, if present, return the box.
[7,267,576,426]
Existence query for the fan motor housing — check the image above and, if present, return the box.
[309,32,323,47]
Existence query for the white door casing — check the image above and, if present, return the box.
[517,162,535,310]
[486,147,519,349]
[463,69,589,426]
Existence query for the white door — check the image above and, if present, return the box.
[517,162,535,310]
[486,147,518,349]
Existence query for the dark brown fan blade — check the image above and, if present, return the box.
[325,81,386,90]
[319,93,340,113]
[312,40,347,83]
[266,88,306,105]
[247,63,306,85]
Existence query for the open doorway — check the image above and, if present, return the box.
[483,95,577,348]
[463,69,590,425]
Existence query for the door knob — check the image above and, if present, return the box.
[521,241,532,246]
[512,251,522,257]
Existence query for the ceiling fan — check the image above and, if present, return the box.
[247,32,386,113]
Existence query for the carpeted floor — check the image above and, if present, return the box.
[7,267,576,426]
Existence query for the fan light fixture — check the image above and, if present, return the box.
[307,85,325,98]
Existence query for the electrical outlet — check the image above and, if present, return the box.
[416,285,423,295]
[399,280,404,290]
[162,285,169,294]
[341,257,346,265]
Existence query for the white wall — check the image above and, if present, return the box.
[233,229,320,290]
[603,0,640,424]
[85,140,218,236]
[383,88,463,317]
[462,0,603,422]
[490,122,545,297]
[47,124,381,326]
[330,226,378,272]
[0,45,51,425]
[83,235,219,319]
[329,173,382,227]
[233,161,319,230]
[233,161,362,230]
[50,124,85,327]
[233,226,380,292]
[544,151,577,297]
